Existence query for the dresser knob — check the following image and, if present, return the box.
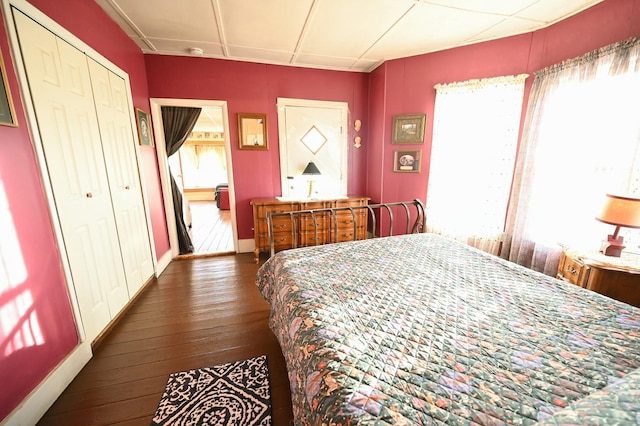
[86,193,93,198]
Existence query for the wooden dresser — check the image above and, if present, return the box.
[251,197,370,261]
[556,248,640,307]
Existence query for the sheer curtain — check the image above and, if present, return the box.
[427,74,528,255]
[504,36,640,275]
[179,144,227,189]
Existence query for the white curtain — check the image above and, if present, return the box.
[427,74,528,255]
[179,144,227,189]
[504,36,640,275]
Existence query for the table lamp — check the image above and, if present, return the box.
[302,161,321,198]
[595,194,640,257]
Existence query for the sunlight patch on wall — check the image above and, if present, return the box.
[0,173,44,357]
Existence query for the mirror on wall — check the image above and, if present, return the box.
[238,113,268,150]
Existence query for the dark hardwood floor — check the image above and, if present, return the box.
[37,254,293,425]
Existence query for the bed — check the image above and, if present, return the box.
[256,229,640,424]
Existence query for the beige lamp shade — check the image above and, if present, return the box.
[596,194,640,228]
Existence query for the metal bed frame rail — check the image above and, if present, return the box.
[267,199,426,257]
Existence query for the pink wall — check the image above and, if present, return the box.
[0,7,77,420]
[28,0,171,259]
[369,0,640,206]
[145,56,370,240]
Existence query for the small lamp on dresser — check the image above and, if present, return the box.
[595,194,640,257]
[302,161,321,199]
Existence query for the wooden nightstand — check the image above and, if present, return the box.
[557,248,640,307]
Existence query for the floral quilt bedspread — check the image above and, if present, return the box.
[256,233,640,425]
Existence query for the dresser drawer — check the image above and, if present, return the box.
[333,228,366,242]
[261,232,294,250]
[335,199,368,208]
[333,210,366,229]
[557,253,590,287]
[256,203,296,218]
[299,230,328,247]
[258,216,294,234]
[298,214,328,231]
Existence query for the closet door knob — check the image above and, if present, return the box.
[125,185,130,190]
[86,193,93,198]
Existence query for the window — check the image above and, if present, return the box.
[427,74,528,254]
[506,36,640,273]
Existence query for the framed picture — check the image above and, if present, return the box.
[0,49,17,127]
[392,113,426,144]
[393,149,422,173]
[136,108,154,146]
[238,113,268,150]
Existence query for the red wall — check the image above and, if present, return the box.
[0,7,78,420]
[369,0,640,206]
[145,56,370,240]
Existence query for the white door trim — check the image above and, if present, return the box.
[150,98,238,258]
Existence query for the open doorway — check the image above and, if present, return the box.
[168,107,233,255]
[150,99,238,259]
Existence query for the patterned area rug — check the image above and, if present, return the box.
[151,355,272,425]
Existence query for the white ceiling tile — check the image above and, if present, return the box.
[368,3,505,60]
[300,0,412,58]
[95,0,139,37]
[194,107,224,133]
[517,0,604,23]
[468,16,545,43]
[110,0,220,42]
[219,0,314,51]
[425,0,540,16]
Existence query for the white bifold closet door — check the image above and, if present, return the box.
[87,59,154,295]
[14,11,153,342]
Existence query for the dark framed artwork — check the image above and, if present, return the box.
[238,113,268,150]
[136,108,154,146]
[393,149,422,173]
[0,49,17,127]
[392,114,426,144]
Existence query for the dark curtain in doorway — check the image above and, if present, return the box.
[162,106,202,255]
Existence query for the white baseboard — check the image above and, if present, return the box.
[237,238,254,254]
[155,250,173,277]
[2,342,92,426]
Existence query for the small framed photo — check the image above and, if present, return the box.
[136,108,154,146]
[392,113,426,144]
[393,149,422,173]
[0,49,17,127]
[238,113,268,150]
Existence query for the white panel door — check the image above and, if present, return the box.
[277,100,348,199]
[88,59,154,296]
[14,12,129,341]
